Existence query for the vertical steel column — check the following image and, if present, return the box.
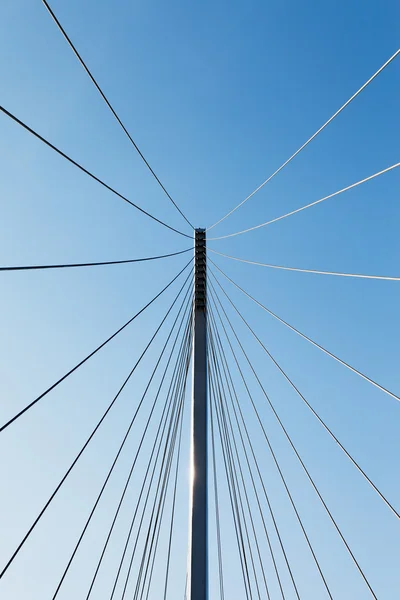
[190,228,208,600]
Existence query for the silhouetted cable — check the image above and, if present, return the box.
[131,316,191,600]
[85,297,193,599]
[210,258,400,407]
[208,162,400,240]
[132,421,180,600]
[210,327,264,598]
[146,374,187,600]
[209,268,378,598]
[42,0,194,231]
[209,369,226,600]
[0,258,192,434]
[212,361,264,600]
[0,248,192,272]
[52,284,194,599]
[108,313,193,600]
[122,399,181,600]
[163,381,186,599]
[211,320,297,599]
[0,105,192,239]
[209,291,333,598]
[133,411,181,600]
[140,409,186,600]
[209,328,275,600]
[208,366,251,600]
[124,335,191,600]
[138,328,192,600]
[119,323,192,600]
[208,312,281,599]
[214,366,263,600]
[209,248,400,281]
[0,269,193,580]
[108,316,192,599]
[206,49,400,232]
[132,352,189,600]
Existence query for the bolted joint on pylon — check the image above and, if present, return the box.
[195,229,206,310]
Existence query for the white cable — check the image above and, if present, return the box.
[208,161,400,240]
[209,258,400,405]
[206,49,400,233]
[209,249,400,281]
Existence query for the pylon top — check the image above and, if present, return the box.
[195,230,206,310]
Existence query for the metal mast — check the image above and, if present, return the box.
[190,228,208,600]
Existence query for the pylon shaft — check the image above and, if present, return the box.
[190,229,208,600]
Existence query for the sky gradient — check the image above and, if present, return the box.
[0,1,399,598]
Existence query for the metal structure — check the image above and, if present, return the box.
[189,229,208,600]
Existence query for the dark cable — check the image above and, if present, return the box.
[52,280,194,598]
[143,360,188,600]
[135,324,192,600]
[124,329,191,600]
[0,247,192,272]
[209,328,272,600]
[132,409,181,600]
[42,0,194,231]
[0,105,192,239]
[107,311,192,600]
[0,268,193,580]
[209,332,262,599]
[208,361,252,600]
[162,378,186,599]
[208,318,274,600]
[209,365,225,600]
[208,307,285,600]
[131,346,190,600]
[209,288,333,598]
[0,258,192,434]
[84,293,193,599]
[117,321,193,600]
[209,268,378,599]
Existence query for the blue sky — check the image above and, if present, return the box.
[0,0,399,598]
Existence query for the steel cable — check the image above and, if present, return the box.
[131,344,190,600]
[206,49,400,232]
[209,268,378,598]
[210,258,400,408]
[0,105,192,239]
[209,288,333,598]
[208,325,274,600]
[208,162,400,241]
[209,363,226,600]
[118,321,193,599]
[208,361,253,600]
[108,311,193,600]
[0,258,192,434]
[52,281,194,598]
[0,267,193,579]
[84,293,193,600]
[42,0,194,231]
[211,350,264,600]
[209,261,400,519]
[209,248,400,282]
[0,248,192,272]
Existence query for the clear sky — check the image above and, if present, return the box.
[0,1,399,599]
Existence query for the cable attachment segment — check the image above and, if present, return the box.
[195,229,207,310]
